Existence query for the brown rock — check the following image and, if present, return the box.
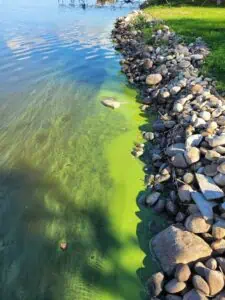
[192,275,210,295]
[184,213,211,234]
[174,264,191,282]
[211,239,225,254]
[164,279,186,294]
[151,225,212,275]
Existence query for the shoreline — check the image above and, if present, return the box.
[112,10,225,299]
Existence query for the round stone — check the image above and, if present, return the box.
[200,111,211,121]
[185,213,211,234]
[175,264,191,282]
[192,275,210,295]
[205,258,217,270]
[218,162,225,174]
[192,84,204,94]
[164,279,186,294]
[183,173,194,184]
[203,164,218,177]
[146,73,162,85]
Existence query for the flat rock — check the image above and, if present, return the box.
[151,225,212,275]
[205,150,221,161]
[164,279,186,294]
[191,191,217,222]
[195,173,224,200]
[185,213,211,234]
[213,173,225,186]
[101,98,120,109]
[203,164,218,177]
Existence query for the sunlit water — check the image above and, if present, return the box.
[0,1,162,299]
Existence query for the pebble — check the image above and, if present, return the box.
[211,239,225,254]
[216,257,225,273]
[195,173,224,200]
[205,258,217,270]
[147,272,164,297]
[164,279,186,294]
[200,111,211,121]
[178,184,193,203]
[146,73,162,85]
[217,161,225,174]
[166,143,185,157]
[170,86,181,95]
[213,173,225,186]
[185,213,211,234]
[204,269,224,296]
[212,220,225,239]
[175,264,191,282]
[192,84,204,94]
[206,135,225,147]
[183,172,194,184]
[203,164,218,177]
[186,134,203,148]
[192,275,210,296]
[60,242,68,251]
[146,192,161,206]
[173,102,184,112]
[184,147,200,165]
[183,289,208,300]
[205,150,221,161]
[171,153,188,168]
[143,58,153,70]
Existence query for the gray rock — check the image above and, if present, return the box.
[191,191,217,222]
[195,173,224,200]
[101,98,120,109]
[217,162,225,174]
[176,212,186,222]
[171,153,188,168]
[205,258,217,270]
[184,147,200,165]
[178,184,193,203]
[175,264,191,282]
[186,134,203,148]
[214,291,225,300]
[185,213,211,234]
[194,118,206,128]
[206,135,225,147]
[192,275,210,296]
[151,225,212,275]
[165,295,182,300]
[164,279,186,294]
[146,192,161,206]
[192,54,204,60]
[146,73,162,85]
[179,60,191,68]
[203,164,218,177]
[166,143,185,157]
[213,173,225,186]
[147,272,164,297]
[183,289,208,300]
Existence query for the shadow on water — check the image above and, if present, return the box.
[0,160,142,300]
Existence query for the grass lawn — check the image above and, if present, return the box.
[143,6,225,91]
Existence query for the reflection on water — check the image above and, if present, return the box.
[58,0,137,9]
[0,0,155,300]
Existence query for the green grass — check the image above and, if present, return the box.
[143,6,225,91]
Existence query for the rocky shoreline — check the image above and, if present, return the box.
[112,11,225,299]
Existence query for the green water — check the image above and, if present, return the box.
[0,1,162,299]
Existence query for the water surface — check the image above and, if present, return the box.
[0,1,158,299]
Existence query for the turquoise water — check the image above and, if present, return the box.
[0,1,160,299]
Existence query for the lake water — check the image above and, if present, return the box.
[0,1,160,299]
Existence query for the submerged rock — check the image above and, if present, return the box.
[101,98,120,109]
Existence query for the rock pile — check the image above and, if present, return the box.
[112,11,225,298]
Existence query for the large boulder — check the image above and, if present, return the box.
[151,225,212,275]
